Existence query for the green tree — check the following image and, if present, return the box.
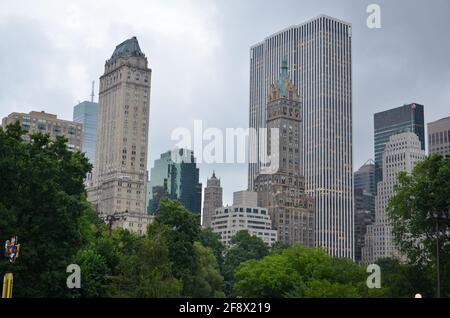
[148,199,224,297]
[0,123,93,297]
[388,154,450,297]
[222,230,270,296]
[234,245,388,298]
[376,258,434,298]
[199,228,225,270]
[190,242,225,298]
[106,235,181,298]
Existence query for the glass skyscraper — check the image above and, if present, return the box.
[73,101,98,164]
[148,149,202,214]
[353,160,375,262]
[249,15,354,259]
[373,103,425,188]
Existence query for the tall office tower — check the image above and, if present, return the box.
[2,111,82,151]
[428,116,450,155]
[202,172,223,228]
[353,160,375,262]
[212,191,278,247]
[254,62,315,247]
[93,37,151,217]
[362,132,426,264]
[148,149,202,214]
[249,15,353,258]
[73,101,98,164]
[374,103,425,188]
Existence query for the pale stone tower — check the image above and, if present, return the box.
[254,61,315,246]
[362,132,426,264]
[91,37,151,217]
[202,171,223,228]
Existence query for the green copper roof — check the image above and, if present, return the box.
[111,36,143,61]
[276,60,289,97]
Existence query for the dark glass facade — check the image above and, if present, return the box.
[353,161,375,262]
[148,149,202,214]
[374,103,425,188]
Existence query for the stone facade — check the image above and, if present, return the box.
[90,37,151,217]
[2,111,82,151]
[428,116,450,155]
[362,132,426,264]
[202,172,223,228]
[254,61,314,247]
[211,191,277,246]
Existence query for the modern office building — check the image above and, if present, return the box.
[148,149,202,214]
[90,36,151,217]
[2,111,82,151]
[73,100,98,164]
[374,103,425,187]
[248,15,353,258]
[354,160,376,262]
[211,191,277,247]
[254,61,315,247]
[202,172,223,228]
[428,116,450,155]
[362,132,426,264]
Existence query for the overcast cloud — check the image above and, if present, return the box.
[1,0,449,205]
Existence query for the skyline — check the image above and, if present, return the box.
[1,0,450,205]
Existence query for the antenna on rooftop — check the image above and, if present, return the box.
[91,80,95,102]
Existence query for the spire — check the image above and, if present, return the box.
[276,59,290,98]
[91,80,95,102]
[212,171,217,179]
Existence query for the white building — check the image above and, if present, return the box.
[211,191,277,246]
[248,15,354,258]
[109,212,154,236]
[362,132,426,264]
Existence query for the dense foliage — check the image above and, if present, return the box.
[1,122,448,298]
[388,154,450,297]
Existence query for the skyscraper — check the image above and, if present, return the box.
[92,36,151,216]
[353,160,375,262]
[249,15,353,258]
[73,101,98,164]
[362,132,426,264]
[202,172,223,228]
[148,149,202,214]
[428,116,450,155]
[254,61,315,247]
[374,103,425,187]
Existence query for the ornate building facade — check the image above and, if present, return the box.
[202,172,223,228]
[254,61,314,246]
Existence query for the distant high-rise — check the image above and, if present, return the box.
[254,61,315,247]
[353,160,375,262]
[91,36,151,216]
[2,111,82,151]
[374,103,425,187]
[362,132,426,264]
[249,15,353,258]
[428,116,450,156]
[148,149,202,214]
[202,172,223,228]
[73,101,98,164]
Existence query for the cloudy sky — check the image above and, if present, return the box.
[1,0,449,205]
